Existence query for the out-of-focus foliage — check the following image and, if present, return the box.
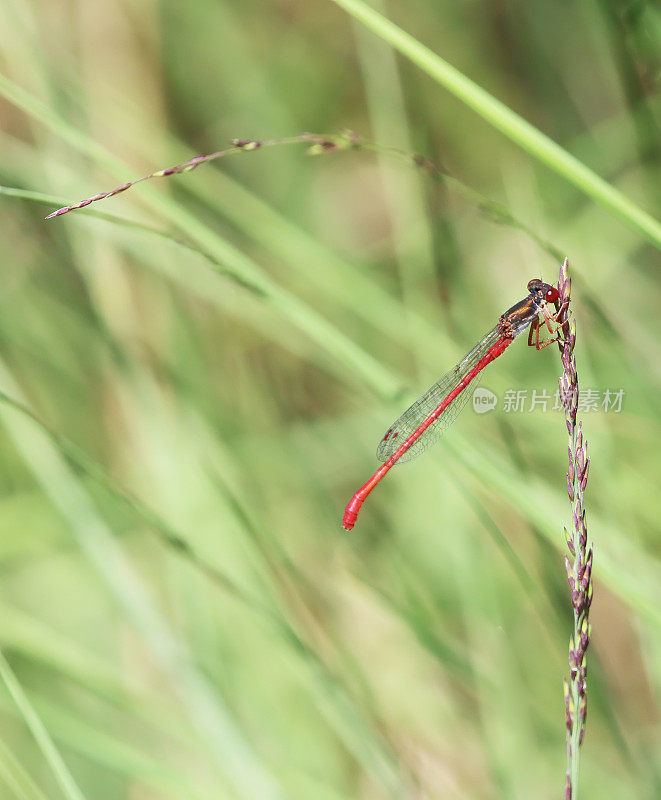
[0,0,659,798]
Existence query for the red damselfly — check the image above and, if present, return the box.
[342,279,562,530]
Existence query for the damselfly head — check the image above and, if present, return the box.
[527,278,559,304]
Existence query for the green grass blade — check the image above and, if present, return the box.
[329,0,661,249]
[0,738,50,800]
[0,361,287,800]
[0,650,88,800]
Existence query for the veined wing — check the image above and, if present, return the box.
[376,323,502,463]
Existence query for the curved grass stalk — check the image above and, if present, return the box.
[35,129,564,261]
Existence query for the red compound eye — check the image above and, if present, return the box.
[545,286,559,303]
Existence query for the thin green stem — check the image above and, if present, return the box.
[0,650,88,800]
[329,0,661,250]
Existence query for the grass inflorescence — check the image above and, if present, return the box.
[556,259,593,799]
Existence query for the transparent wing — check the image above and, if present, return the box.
[376,324,501,464]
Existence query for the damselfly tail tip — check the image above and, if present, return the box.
[342,509,357,531]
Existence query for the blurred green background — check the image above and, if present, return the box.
[0,0,660,798]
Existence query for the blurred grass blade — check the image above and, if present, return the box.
[0,390,413,798]
[329,0,661,249]
[0,738,50,800]
[0,73,399,398]
[0,649,88,800]
[0,690,216,800]
[0,360,287,800]
[442,438,661,627]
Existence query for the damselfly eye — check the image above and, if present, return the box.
[545,286,559,303]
